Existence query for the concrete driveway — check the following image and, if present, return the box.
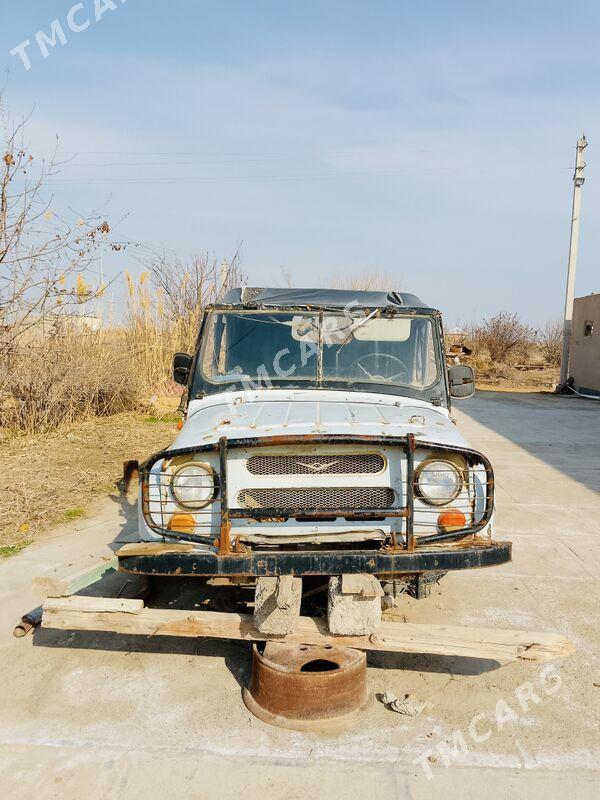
[1,391,598,799]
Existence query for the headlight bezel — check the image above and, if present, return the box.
[414,458,463,506]
[170,461,217,510]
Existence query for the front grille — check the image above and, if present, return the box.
[238,486,395,511]
[246,453,385,476]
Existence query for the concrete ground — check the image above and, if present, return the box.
[1,391,599,799]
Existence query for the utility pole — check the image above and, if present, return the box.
[559,135,588,387]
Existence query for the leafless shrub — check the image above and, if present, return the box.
[142,248,243,351]
[538,319,563,366]
[469,312,535,363]
[0,332,140,434]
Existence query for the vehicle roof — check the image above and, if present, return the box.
[217,287,436,312]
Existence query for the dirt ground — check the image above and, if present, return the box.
[0,401,180,555]
[476,364,559,392]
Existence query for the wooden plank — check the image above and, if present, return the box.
[116,542,196,557]
[45,596,144,613]
[41,598,575,663]
[33,556,118,598]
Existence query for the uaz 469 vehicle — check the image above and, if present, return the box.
[118,288,511,633]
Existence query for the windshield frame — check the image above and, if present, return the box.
[190,307,448,406]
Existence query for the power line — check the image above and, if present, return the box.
[32,166,504,187]
[27,146,472,157]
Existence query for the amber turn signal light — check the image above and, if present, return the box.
[437,509,466,532]
[168,513,195,533]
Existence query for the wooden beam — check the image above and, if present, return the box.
[42,597,575,663]
[117,542,196,557]
[34,556,118,598]
[46,596,145,613]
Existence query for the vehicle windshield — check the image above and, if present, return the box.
[195,309,440,395]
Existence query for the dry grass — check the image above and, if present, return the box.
[121,269,201,396]
[0,401,179,552]
[0,286,185,437]
[475,363,560,391]
[0,256,242,436]
[0,332,143,434]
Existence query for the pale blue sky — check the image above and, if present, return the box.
[2,1,599,325]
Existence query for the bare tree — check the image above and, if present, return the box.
[0,93,119,356]
[538,319,562,366]
[0,93,133,431]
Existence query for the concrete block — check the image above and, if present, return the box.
[341,573,384,598]
[254,575,302,635]
[328,575,382,635]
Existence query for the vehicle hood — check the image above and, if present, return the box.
[172,389,469,450]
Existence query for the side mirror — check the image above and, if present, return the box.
[448,364,475,399]
[173,352,193,385]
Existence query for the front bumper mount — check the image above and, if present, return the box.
[118,540,511,578]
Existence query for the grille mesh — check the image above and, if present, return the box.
[238,486,395,511]
[246,453,385,476]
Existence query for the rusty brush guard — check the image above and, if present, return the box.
[123,433,510,577]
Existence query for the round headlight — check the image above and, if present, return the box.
[415,460,462,506]
[171,463,215,509]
